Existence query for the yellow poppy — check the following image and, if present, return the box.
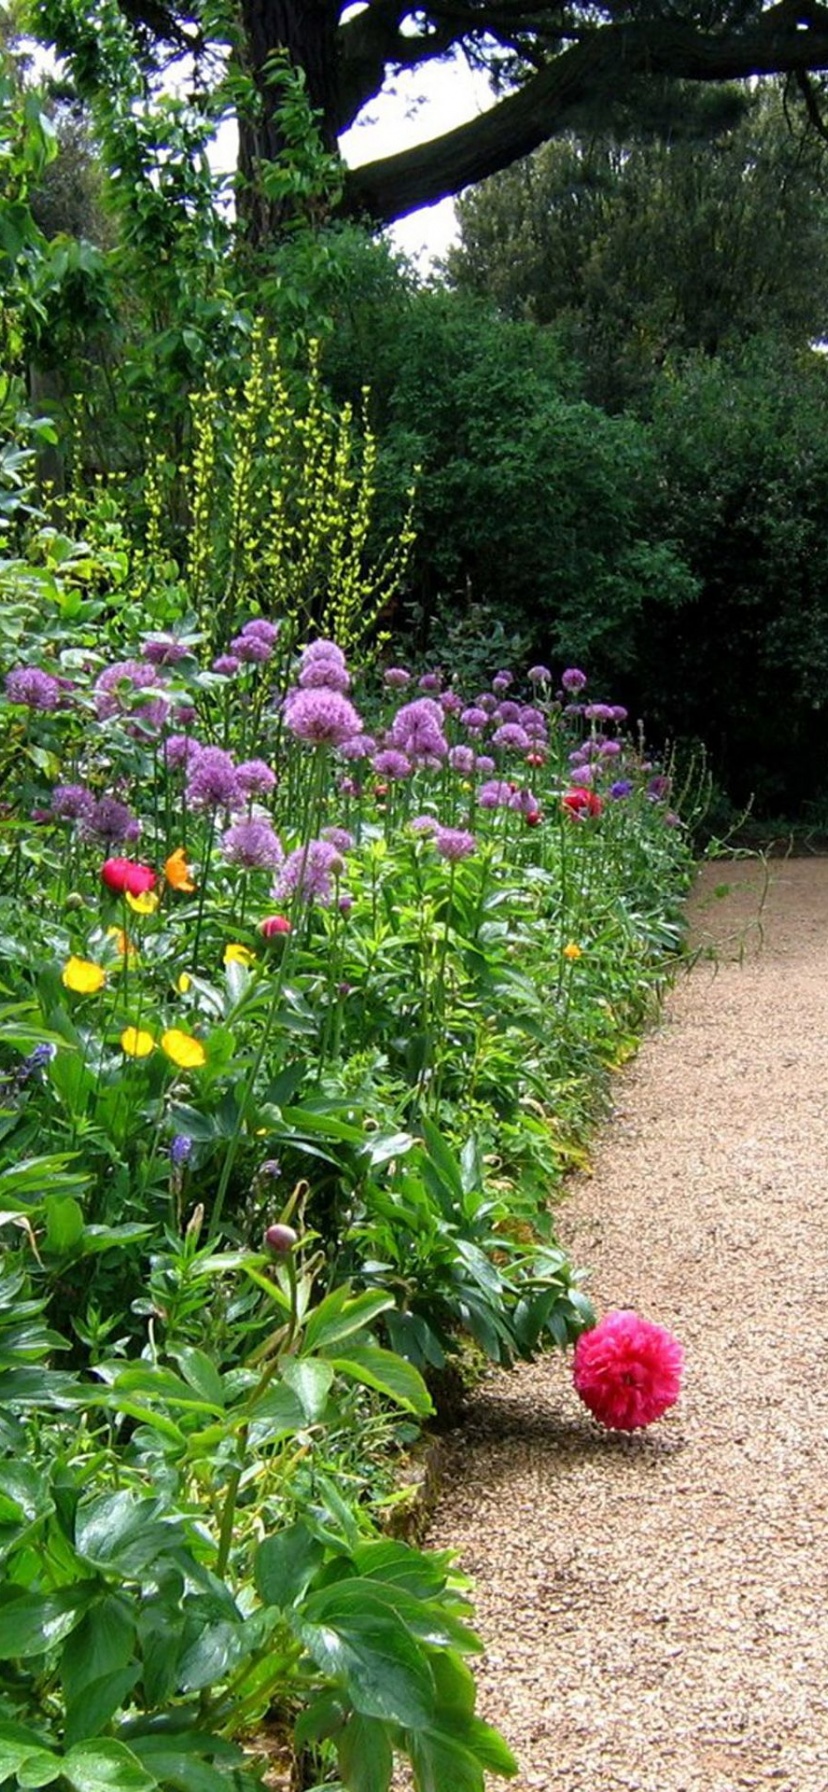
[161,1028,207,1070]
[62,956,106,995]
[126,889,160,915]
[176,972,192,994]
[120,1027,155,1058]
[563,942,583,962]
[224,942,256,967]
[165,847,196,893]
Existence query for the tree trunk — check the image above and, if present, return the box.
[236,0,340,247]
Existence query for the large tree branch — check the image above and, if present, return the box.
[342,1,828,221]
[338,4,467,128]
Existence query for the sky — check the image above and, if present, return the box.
[339,52,496,269]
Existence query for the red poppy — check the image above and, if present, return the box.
[101,857,157,897]
[562,789,603,819]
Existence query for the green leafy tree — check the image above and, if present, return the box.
[25,0,828,242]
[449,83,828,405]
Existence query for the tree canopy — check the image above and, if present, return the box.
[28,0,828,240]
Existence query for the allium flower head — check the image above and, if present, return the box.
[299,656,351,693]
[434,826,476,862]
[383,666,411,689]
[85,797,141,845]
[212,654,240,677]
[584,703,615,723]
[573,1310,684,1431]
[460,706,488,733]
[51,784,95,823]
[492,723,530,752]
[339,732,377,761]
[477,779,513,809]
[275,839,345,908]
[283,687,362,748]
[94,660,164,721]
[142,635,189,666]
[5,666,61,710]
[561,667,587,693]
[440,691,462,715]
[492,670,513,694]
[236,758,277,799]
[222,818,283,871]
[186,747,242,813]
[475,755,495,774]
[448,744,475,775]
[387,697,447,765]
[528,665,552,683]
[165,733,201,770]
[321,826,354,853]
[418,671,442,692]
[494,700,522,725]
[373,748,411,781]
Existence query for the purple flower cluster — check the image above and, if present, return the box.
[230,619,280,664]
[434,826,476,862]
[477,780,513,810]
[5,666,61,710]
[385,697,447,768]
[222,817,283,871]
[298,639,351,694]
[51,783,95,823]
[142,635,189,667]
[186,747,243,812]
[236,759,277,799]
[561,667,588,693]
[274,838,346,908]
[85,795,141,844]
[94,660,167,725]
[283,686,362,748]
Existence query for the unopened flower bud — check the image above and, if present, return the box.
[259,914,292,939]
[65,892,85,911]
[265,1222,298,1255]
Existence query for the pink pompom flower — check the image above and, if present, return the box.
[572,1309,684,1432]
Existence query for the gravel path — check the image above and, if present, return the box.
[424,858,828,1792]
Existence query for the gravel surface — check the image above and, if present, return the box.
[422,858,828,1792]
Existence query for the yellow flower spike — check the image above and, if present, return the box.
[563,942,583,962]
[161,1028,207,1070]
[126,889,160,916]
[176,972,192,995]
[224,943,256,967]
[165,847,196,893]
[61,957,106,995]
[120,1027,155,1059]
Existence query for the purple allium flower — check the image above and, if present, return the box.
[373,748,412,780]
[142,635,189,666]
[475,692,499,714]
[299,656,351,693]
[174,703,197,726]
[384,666,411,690]
[569,748,588,767]
[387,698,447,765]
[508,786,539,814]
[5,666,61,710]
[611,706,628,724]
[94,660,162,721]
[212,654,240,676]
[528,665,552,683]
[569,765,598,786]
[563,703,584,718]
[321,826,354,852]
[283,687,362,748]
[85,796,141,844]
[165,733,201,770]
[231,631,272,664]
[418,671,442,692]
[519,706,546,733]
[610,779,634,800]
[241,619,280,648]
[410,814,438,834]
[339,777,361,797]
[561,668,587,693]
[448,745,475,775]
[51,783,95,823]
[460,707,488,733]
[492,670,513,694]
[338,732,377,761]
[434,826,476,862]
[440,691,463,716]
[275,839,345,907]
[647,775,672,801]
[492,723,530,751]
[301,637,344,666]
[599,739,622,758]
[494,700,522,725]
[186,746,242,812]
[222,817,284,871]
[584,703,615,723]
[477,779,513,809]
[475,755,495,774]
[236,758,277,799]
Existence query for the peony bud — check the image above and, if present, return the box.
[259,914,292,939]
[265,1222,298,1255]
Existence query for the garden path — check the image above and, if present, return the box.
[422,857,828,1792]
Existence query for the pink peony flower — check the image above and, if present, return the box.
[572,1310,684,1431]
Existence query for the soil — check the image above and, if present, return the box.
[418,857,828,1792]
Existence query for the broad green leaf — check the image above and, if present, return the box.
[61,1596,135,1703]
[255,1521,324,1610]
[337,1711,393,1792]
[295,1609,435,1729]
[64,1667,141,1749]
[63,1739,158,1792]
[15,1747,63,1787]
[328,1344,432,1415]
[0,1584,96,1658]
[43,1194,85,1254]
[280,1356,334,1422]
[176,1619,248,1693]
[303,1285,393,1354]
[170,1347,226,1408]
